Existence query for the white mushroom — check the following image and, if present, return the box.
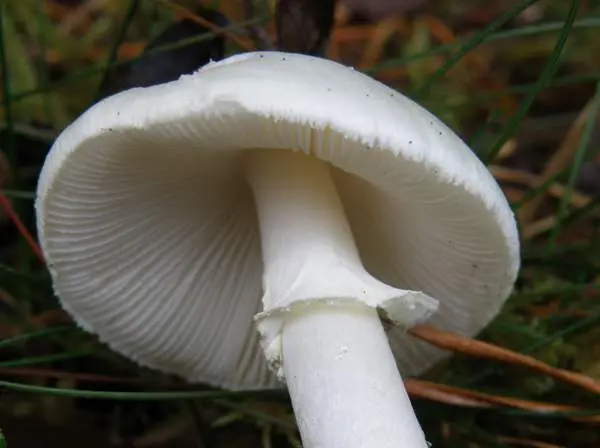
[36,51,520,448]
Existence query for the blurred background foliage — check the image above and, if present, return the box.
[1,0,600,447]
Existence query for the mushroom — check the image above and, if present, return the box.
[36,51,520,448]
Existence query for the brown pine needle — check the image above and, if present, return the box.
[405,378,493,408]
[490,165,592,208]
[422,15,456,43]
[407,379,600,424]
[518,100,594,226]
[0,193,44,263]
[409,324,600,395]
[331,25,375,44]
[522,215,561,240]
[358,18,406,69]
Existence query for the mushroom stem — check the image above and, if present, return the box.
[245,149,429,448]
[284,303,428,448]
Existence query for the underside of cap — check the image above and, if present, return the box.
[36,51,520,389]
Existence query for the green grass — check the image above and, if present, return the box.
[1,0,600,446]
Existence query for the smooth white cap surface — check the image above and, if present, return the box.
[36,51,520,389]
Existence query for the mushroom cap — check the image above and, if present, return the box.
[36,51,520,389]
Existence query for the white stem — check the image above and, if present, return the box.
[284,303,428,448]
[245,150,429,448]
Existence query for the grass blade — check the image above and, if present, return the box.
[483,0,581,163]
[414,0,540,97]
[548,79,600,248]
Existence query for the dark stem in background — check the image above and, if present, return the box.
[274,0,337,55]
[96,8,228,100]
